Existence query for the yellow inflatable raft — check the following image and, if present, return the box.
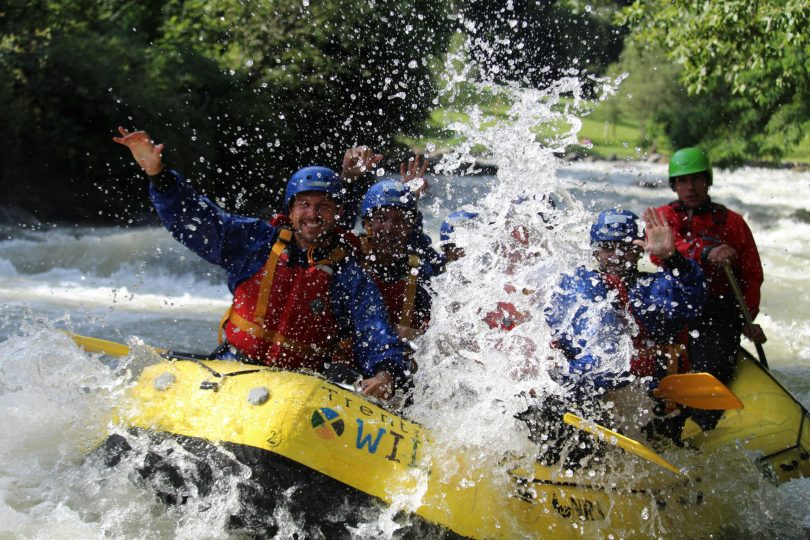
[107,348,808,538]
[684,350,810,482]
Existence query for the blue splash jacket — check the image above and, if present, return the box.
[148,169,409,381]
[545,260,705,390]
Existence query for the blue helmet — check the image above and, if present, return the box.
[440,210,478,244]
[360,179,416,218]
[590,209,640,245]
[284,166,342,208]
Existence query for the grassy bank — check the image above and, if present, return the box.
[401,99,810,165]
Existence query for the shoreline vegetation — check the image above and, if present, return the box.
[4,92,809,228]
[4,2,807,225]
[397,98,810,172]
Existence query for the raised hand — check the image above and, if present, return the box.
[113,127,164,176]
[633,208,676,260]
[400,154,429,198]
[341,145,383,180]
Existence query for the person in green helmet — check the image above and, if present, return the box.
[653,147,765,431]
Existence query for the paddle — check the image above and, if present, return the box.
[653,373,744,410]
[563,412,682,475]
[722,263,768,368]
[67,332,210,361]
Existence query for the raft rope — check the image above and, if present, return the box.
[165,357,263,391]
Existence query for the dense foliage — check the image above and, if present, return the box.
[621,0,810,164]
[3,0,808,223]
[0,0,453,222]
[458,0,630,90]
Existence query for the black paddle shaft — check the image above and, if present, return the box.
[722,263,769,368]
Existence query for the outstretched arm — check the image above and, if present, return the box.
[113,127,164,176]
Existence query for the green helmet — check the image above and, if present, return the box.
[668,147,713,187]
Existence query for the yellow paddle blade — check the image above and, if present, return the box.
[68,333,132,357]
[563,412,682,475]
[653,373,744,410]
[68,332,195,360]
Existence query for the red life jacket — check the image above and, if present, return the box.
[219,225,353,370]
[483,301,530,331]
[602,273,691,379]
[359,237,425,331]
[481,283,534,332]
[655,200,763,317]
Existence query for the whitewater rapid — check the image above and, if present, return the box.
[1,161,810,537]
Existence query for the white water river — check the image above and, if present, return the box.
[1,161,809,537]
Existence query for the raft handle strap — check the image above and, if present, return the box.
[167,356,263,384]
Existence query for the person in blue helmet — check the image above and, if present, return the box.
[439,210,478,264]
[341,150,445,279]
[113,127,410,400]
[531,208,707,452]
[358,179,433,342]
[545,208,706,397]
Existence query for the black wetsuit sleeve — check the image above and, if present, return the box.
[661,251,693,275]
[148,168,177,193]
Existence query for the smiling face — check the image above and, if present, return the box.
[363,206,415,257]
[594,241,642,278]
[672,173,710,209]
[289,191,339,249]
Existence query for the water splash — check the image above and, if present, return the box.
[1,11,809,540]
[409,23,628,458]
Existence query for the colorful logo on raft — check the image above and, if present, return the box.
[310,391,424,467]
[311,407,345,439]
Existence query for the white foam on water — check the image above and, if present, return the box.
[398,28,810,538]
[0,325,286,538]
[1,20,809,540]
[0,326,130,537]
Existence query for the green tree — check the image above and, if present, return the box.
[0,0,453,223]
[157,0,454,213]
[621,0,810,163]
[458,0,631,91]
